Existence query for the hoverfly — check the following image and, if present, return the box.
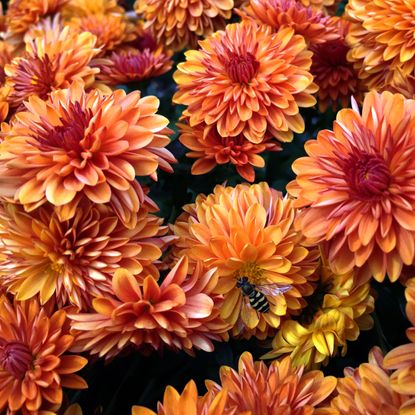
[236,277,291,313]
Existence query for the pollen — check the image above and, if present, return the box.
[234,262,264,284]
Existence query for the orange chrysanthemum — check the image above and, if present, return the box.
[67,13,136,55]
[382,69,415,99]
[0,297,87,414]
[263,254,374,369]
[383,278,415,396]
[172,182,319,339]
[0,82,175,228]
[94,48,173,86]
[178,120,282,182]
[205,352,337,414]
[173,20,317,144]
[310,18,362,112]
[0,198,169,310]
[238,0,339,46]
[288,91,415,283]
[347,0,415,92]
[5,23,100,109]
[69,257,229,359]
[0,41,14,86]
[5,0,68,38]
[329,347,415,414]
[132,380,229,415]
[62,0,124,17]
[134,0,234,52]
[300,0,339,13]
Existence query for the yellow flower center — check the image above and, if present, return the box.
[234,262,264,284]
[51,262,64,274]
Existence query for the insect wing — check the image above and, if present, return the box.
[257,284,291,297]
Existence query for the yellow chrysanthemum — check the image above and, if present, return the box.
[135,0,234,52]
[172,182,319,339]
[263,253,374,369]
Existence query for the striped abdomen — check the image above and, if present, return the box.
[248,290,270,313]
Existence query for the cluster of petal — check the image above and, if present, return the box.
[238,0,339,46]
[69,257,229,359]
[288,91,415,283]
[329,348,415,414]
[0,198,169,310]
[4,23,101,109]
[178,120,282,182]
[310,17,362,112]
[94,48,173,86]
[62,0,124,17]
[263,256,374,369]
[383,278,415,396]
[172,182,319,339]
[5,0,68,40]
[0,297,87,414]
[0,82,176,229]
[134,0,234,52]
[173,20,317,144]
[205,352,337,414]
[133,352,336,415]
[132,380,229,415]
[344,0,415,91]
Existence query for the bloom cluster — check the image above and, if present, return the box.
[0,0,415,413]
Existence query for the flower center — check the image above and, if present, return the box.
[36,101,92,152]
[0,341,32,379]
[226,52,259,84]
[344,152,390,200]
[234,262,264,284]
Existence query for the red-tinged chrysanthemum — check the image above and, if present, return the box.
[263,253,374,369]
[94,48,172,86]
[0,297,87,414]
[132,380,230,415]
[0,199,169,310]
[172,182,319,339]
[288,91,415,283]
[69,257,229,359]
[67,13,136,55]
[329,347,415,414]
[383,278,415,396]
[205,352,337,414]
[0,82,175,229]
[310,18,362,112]
[173,20,317,144]
[5,0,68,38]
[134,0,234,52]
[238,0,339,47]
[178,120,282,182]
[5,24,101,109]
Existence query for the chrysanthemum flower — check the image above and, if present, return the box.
[173,20,317,144]
[94,48,172,86]
[0,198,169,310]
[134,0,234,52]
[132,380,229,415]
[383,278,415,396]
[300,0,338,13]
[67,13,136,55]
[69,257,229,359]
[329,347,415,414]
[0,297,87,414]
[383,69,415,100]
[0,82,175,228]
[0,41,14,86]
[178,120,282,182]
[172,182,319,339]
[5,0,68,38]
[347,0,415,92]
[205,352,337,414]
[62,0,123,17]
[5,23,101,109]
[238,0,339,46]
[263,254,374,369]
[288,91,415,283]
[310,18,362,112]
